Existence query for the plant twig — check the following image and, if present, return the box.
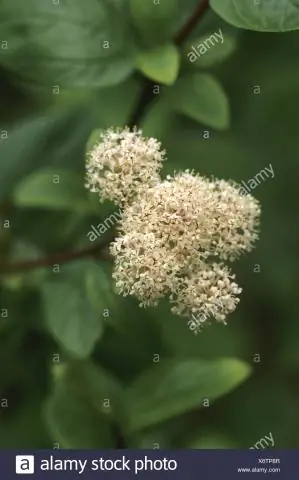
[0,231,114,274]
[128,0,210,127]
[0,0,210,275]
[174,0,209,45]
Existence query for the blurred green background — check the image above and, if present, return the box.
[0,0,299,449]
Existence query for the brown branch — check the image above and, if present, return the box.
[1,0,210,275]
[174,0,209,45]
[1,231,115,274]
[128,0,210,128]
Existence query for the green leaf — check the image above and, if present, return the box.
[42,279,103,358]
[210,0,299,32]
[135,44,180,85]
[140,98,177,140]
[0,106,95,201]
[64,361,124,418]
[124,358,251,432]
[183,32,237,68]
[45,365,115,448]
[94,297,164,383]
[0,0,135,89]
[130,0,179,45]
[13,169,91,212]
[85,262,118,316]
[170,73,230,130]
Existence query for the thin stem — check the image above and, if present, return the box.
[1,0,210,275]
[174,0,209,45]
[128,0,210,127]
[1,231,114,273]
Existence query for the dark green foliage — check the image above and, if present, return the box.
[0,1,299,449]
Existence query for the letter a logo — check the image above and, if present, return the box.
[15,456,35,474]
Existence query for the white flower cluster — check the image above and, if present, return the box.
[85,127,165,206]
[85,127,261,329]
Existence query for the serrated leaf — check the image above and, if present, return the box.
[210,0,299,32]
[183,32,237,68]
[135,44,180,85]
[171,73,230,130]
[125,358,251,432]
[13,169,91,212]
[42,280,103,358]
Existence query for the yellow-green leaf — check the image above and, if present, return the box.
[135,43,180,85]
[13,169,91,212]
